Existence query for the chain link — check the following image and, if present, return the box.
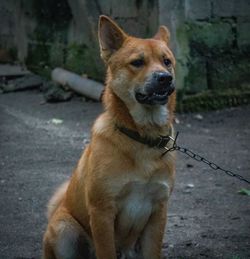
[163,132,250,185]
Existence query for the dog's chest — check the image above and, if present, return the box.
[115,180,168,237]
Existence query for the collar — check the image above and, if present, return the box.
[116,125,173,148]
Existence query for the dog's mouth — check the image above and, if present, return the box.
[135,86,174,105]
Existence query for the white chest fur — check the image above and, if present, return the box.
[129,104,168,126]
[115,180,169,244]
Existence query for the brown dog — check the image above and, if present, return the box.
[43,15,176,259]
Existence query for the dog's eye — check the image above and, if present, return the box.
[163,58,171,67]
[130,59,144,68]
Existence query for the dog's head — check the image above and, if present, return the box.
[98,15,176,125]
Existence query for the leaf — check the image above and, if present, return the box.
[51,118,63,125]
[238,188,250,196]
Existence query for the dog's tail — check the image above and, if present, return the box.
[46,181,69,219]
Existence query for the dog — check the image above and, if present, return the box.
[43,15,176,259]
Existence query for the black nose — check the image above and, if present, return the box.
[155,71,173,85]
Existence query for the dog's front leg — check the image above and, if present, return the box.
[140,202,167,259]
[90,207,117,259]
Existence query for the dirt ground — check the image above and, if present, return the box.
[0,91,249,259]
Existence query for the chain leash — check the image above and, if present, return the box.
[162,132,250,185]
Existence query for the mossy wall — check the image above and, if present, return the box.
[160,0,250,97]
[183,19,250,94]
[0,0,158,82]
[1,0,250,108]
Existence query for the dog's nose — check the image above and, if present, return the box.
[155,72,173,85]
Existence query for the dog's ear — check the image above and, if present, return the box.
[98,15,127,62]
[154,26,170,44]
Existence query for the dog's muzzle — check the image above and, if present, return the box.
[135,71,175,105]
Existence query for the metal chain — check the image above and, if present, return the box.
[163,132,250,185]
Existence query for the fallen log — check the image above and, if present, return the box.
[51,68,104,101]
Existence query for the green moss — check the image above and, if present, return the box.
[26,26,60,78]
[25,0,72,79]
[64,43,104,81]
[65,43,88,75]
[176,20,250,93]
[27,42,49,64]
[8,47,18,61]
[185,57,207,93]
[183,52,250,94]
[207,52,250,90]
[49,40,65,68]
[26,40,105,82]
[175,24,191,90]
[26,40,50,79]
[176,25,190,58]
[177,86,250,113]
[31,65,51,80]
[186,21,234,54]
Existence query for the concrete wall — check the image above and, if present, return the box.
[0,0,158,81]
[0,0,250,94]
[0,0,36,63]
[160,0,250,94]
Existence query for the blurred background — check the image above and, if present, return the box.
[1,0,250,111]
[1,1,250,259]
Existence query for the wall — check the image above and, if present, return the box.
[160,0,250,94]
[0,0,158,81]
[0,0,36,62]
[0,0,250,95]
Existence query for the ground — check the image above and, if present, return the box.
[0,91,249,259]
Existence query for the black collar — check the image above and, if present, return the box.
[117,126,172,148]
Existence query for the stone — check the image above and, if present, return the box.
[185,57,208,93]
[0,74,43,93]
[207,53,250,89]
[187,21,234,52]
[43,81,73,103]
[0,64,30,77]
[237,20,250,51]
[185,0,211,20]
[49,40,65,68]
[212,0,250,18]
[100,0,137,18]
